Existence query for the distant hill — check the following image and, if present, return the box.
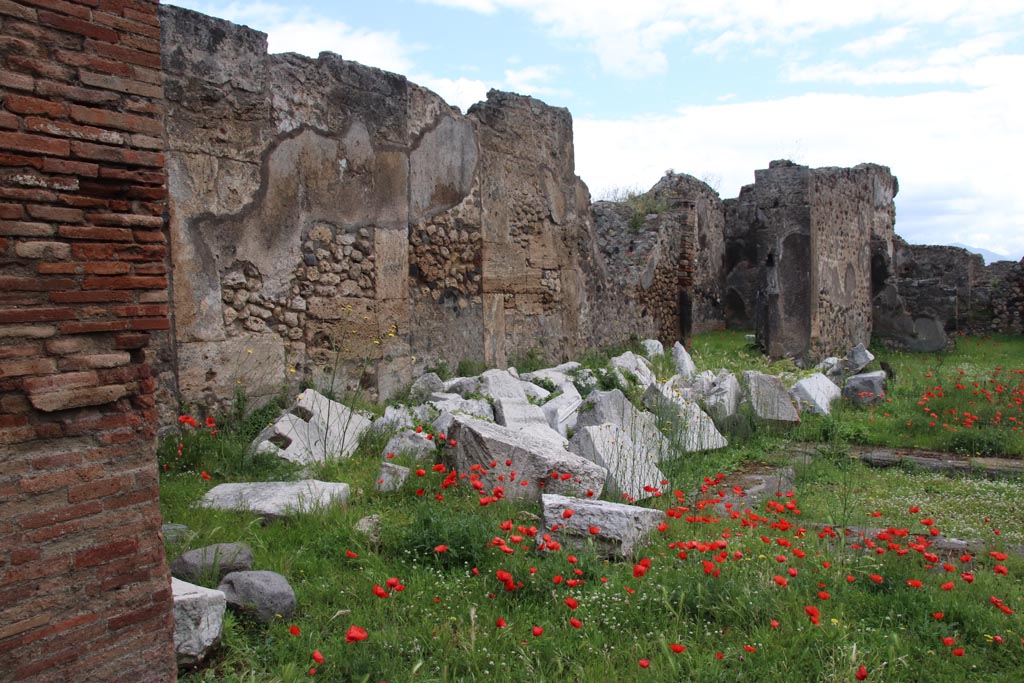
[948,242,1022,265]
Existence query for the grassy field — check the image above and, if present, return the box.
[162,333,1024,682]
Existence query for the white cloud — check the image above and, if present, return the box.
[418,0,498,12]
[414,75,490,111]
[574,84,1024,258]
[841,26,911,56]
[503,65,561,95]
[265,20,414,73]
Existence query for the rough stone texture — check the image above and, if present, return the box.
[252,389,371,465]
[791,373,842,415]
[376,462,411,492]
[540,494,664,558]
[0,2,176,679]
[610,351,657,388]
[843,371,887,406]
[575,389,670,461]
[429,393,494,421]
[845,343,875,374]
[199,480,351,519]
[171,543,255,583]
[692,370,742,425]
[742,371,800,424]
[383,430,435,460]
[542,382,583,436]
[478,368,528,401]
[641,339,664,357]
[493,398,551,431]
[672,341,697,379]
[642,384,728,452]
[446,415,607,502]
[163,524,192,544]
[725,161,897,364]
[409,372,445,403]
[568,424,666,501]
[173,578,226,668]
[354,514,383,543]
[218,570,296,622]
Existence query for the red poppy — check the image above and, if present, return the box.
[345,549,358,559]
[372,584,389,599]
[670,643,686,653]
[564,597,579,610]
[562,509,574,519]
[345,625,368,642]
[496,617,506,628]
[906,579,923,588]
[289,625,301,636]
[532,626,544,637]
[638,659,650,668]
[941,581,954,591]
[952,648,965,657]
[311,651,324,664]
[200,471,211,480]
[434,544,448,553]
[855,664,868,680]
[570,617,582,629]
[941,636,955,646]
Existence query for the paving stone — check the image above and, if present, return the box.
[198,480,350,520]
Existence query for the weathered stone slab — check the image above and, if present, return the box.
[672,341,697,379]
[408,372,445,403]
[162,523,190,544]
[642,383,727,452]
[170,543,254,583]
[447,415,607,502]
[494,398,549,429]
[610,351,656,388]
[540,493,664,558]
[429,393,494,420]
[198,480,350,520]
[218,570,296,623]
[375,462,410,492]
[843,371,887,405]
[443,376,481,396]
[479,368,528,401]
[742,371,800,424]
[575,389,670,461]
[791,373,841,415]
[522,368,572,387]
[692,370,741,423]
[569,424,665,501]
[542,382,582,437]
[382,429,434,460]
[845,343,875,374]
[173,578,226,668]
[253,389,371,465]
[521,381,550,402]
[640,339,664,358]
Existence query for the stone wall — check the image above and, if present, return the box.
[158,6,596,414]
[0,0,176,680]
[724,161,898,364]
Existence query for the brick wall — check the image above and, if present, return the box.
[0,1,176,681]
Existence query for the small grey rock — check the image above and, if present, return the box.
[170,543,254,583]
[218,570,296,623]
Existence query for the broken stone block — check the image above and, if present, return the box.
[542,383,583,437]
[447,415,607,502]
[692,370,741,423]
[443,376,481,396]
[218,570,296,623]
[568,424,665,501]
[845,343,875,374]
[162,523,190,544]
[642,384,727,453]
[198,480,350,520]
[494,398,550,430]
[252,389,371,465]
[479,368,528,401]
[173,578,225,668]
[671,341,697,379]
[408,372,445,403]
[640,339,664,358]
[371,404,433,433]
[791,373,841,415]
[575,389,670,462]
[375,462,410,492]
[382,429,434,460]
[521,381,551,402]
[742,371,800,424]
[428,393,494,421]
[522,368,573,387]
[610,351,657,388]
[540,494,664,558]
[843,371,887,406]
[170,543,254,583]
[354,514,382,543]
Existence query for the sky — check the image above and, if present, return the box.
[174,1,1024,262]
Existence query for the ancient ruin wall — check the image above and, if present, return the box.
[0,1,176,680]
[808,164,897,360]
[158,6,594,414]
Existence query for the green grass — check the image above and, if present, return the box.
[164,333,1024,682]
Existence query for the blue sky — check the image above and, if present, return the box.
[175,1,1024,261]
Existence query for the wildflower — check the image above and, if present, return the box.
[290,625,301,636]
[345,549,358,559]
[570,617,582,629]
[496,618,506,627]
[855,664,868,680]
[434,544,448,553]
[564,597,579,610]
[311,651,324,664]
[532,626,544,637]
[670,643,686,653]
[638,659,650,669]
[200,471,211,480]
[345,625,368,642]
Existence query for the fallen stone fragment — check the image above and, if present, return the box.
[478,368,528,401]
[218,570,296,623]
[354,514,382,543]
[540,493,664,558]
[408,372,445,403]
[252,389,371,465]
[575,389,670,461]
[542,382,583,437]
[642,383,727,452]
[170,543,254,583]
[843,371,887,406]
[640,339,664,358]
[671,341,697,379]
[428,393,494,421]
[382,429,434,460]
[742,371,800,424]
[692,370,742,424]
[198,480,350,520]
[845,343,875,374]
[791,373,841,415]
[610,351,657,388]
[375,462,410,492]
[447,415,606,502]
[569,424,665,501]
[173,578,225,668]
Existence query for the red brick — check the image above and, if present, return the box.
[69,140,128,164]
[55,48,133,77]
[0,111,18,131]
[0,70,35,91]
[58,225,132,241]
[70,242,115,259]
[0,424,37,444]
[69,105,162,137]
[28,382,127,410]
[6,54,75,82]
[17,0,93,20]
[111,303,165,317]
[55,193,108,209]
[35,79,119,106]
[0,308,75,325]
[37,9,119,42]
[84,212,163,228]
[0,356,57,377]
[20,613,99,647]
[128,316,168,331]
[82,275,165,290]
[82,261,130,275]
[0,131,70,157]
[0,343,40,360]
[18,500,103,529]
[74,536,137,568]
[126,184,165,200]
[131,262,164,275]
[23,370,97,393]
[119,31,160,54]
[50,289,132,303]
[26,116,127,145]
[18,468,86,494]
[0,276,75,291]
[92,9,161,39]
[63,407,137,434]
[96,167,164,184]
[41,157,100,177]
[115,244,164,261]
[0,151,44,169]
[107,602,165,632]
[3,93,67,118]
[0,0,38,20]
[37,262,81,274]
[112,332,148,349]
[122,149,163,168]
[77,69,163,99]
[123,6,158,27]
[59,320,130,334]
[0,203,25,220]
[0,220,54,236]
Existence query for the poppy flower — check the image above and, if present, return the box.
[564,597,579,610]
[941,636,955,646]
[932,612,944,620]
[345,549,358,559]
[906,579,923,588]
[670,643,686,653]
[570,617,582,629]
[345,625,368,642]
[941,581,954,591]
[770,619,780,629]
[773,575,788,587]
[855,664,868,680]
[311,651,324,664]
[372,584,389,599]
[289,625,301,636]
[562,509,574,519]
[496,617,506,628]
[532,626,544,637]
[638,659,650,669]
[434,544,448,553]
[952,648,965,657]
[200,471,211,480]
